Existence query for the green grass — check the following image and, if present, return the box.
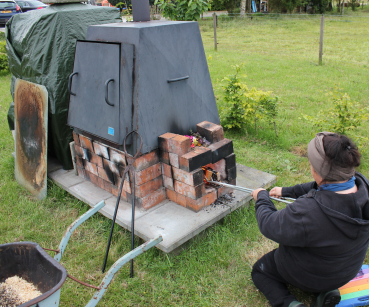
[0,11,369,306]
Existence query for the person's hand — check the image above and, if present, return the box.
[269,187,282,198]
[251,188,266,201]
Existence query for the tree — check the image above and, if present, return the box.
[311,0,329,12]
[210,0,240,13]
[268,0,303,13]
[240,0,246,15]
[154,0,211,21]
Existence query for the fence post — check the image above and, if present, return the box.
[342,0,345,14]
[213,13,217,51]
[319,14,324,65]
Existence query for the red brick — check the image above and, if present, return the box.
[135,163,162,185]
[176,193,187,208]
[135,176,163,198]
[160,151,170,164]
[109,148,126,167]
[167,135,191,156]
[75,155,84,168]
[162,163,172,178]
[208,138,233,164]
[165,188,186,208]
[93,142,110,160]
[74,144,85,158]
[158,133,177,152]
[174,180,205,200]
[79,135,94,152]
[110,184,129,202]
[73,132,80,146]
[114,172,132,194]
[103,158,120,176]
[172,167,203,186]
[206,159,227,180]
[163,175,174,190]
[169,153,179,168]
[132,149,160,172]
[87,151,103,168]
[86,171,103,188]
[97,166,115,184]
[186,189,217,212]
[84,160,98,176]
[178,147,212,172]
[196,121,224,143]
[137,187,166,210]
[102,180,113,194]
[77,166,87,179]
[166,188,177,202]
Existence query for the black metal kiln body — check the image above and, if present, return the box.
[67,20,220,155]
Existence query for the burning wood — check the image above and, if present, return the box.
[0,276,42,307]
[202,166,220,183]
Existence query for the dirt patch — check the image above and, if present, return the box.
[290,145,308,158]
[242,236,278,267]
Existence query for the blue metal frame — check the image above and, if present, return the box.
[54,201,106,262]
[85,236,163,307]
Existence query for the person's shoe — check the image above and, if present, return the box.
[289,301,308,307]
[310,289,341,307]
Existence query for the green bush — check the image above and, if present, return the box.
[154,0,211,21]
[302,86,369,141]
[0,32,5,41]
[0,40,8,71]
[0,53,9,71]
[0,41,6,54]
[220,65,279,136]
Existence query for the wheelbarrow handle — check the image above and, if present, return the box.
[85,236,163,307]
[54,201,106,262]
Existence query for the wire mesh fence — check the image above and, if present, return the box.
[198,12,369,66]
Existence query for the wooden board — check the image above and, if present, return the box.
[15,79,48,200]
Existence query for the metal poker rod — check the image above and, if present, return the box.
[206,179,295,204]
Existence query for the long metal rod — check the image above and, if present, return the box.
[130,175,136,278]
[207,180,295,204]
[102,175,125,273]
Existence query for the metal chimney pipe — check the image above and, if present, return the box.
[132,0,150,22]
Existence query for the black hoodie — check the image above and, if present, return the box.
[254,173,369,292]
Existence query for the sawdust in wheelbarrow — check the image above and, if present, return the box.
[0,276,42,307]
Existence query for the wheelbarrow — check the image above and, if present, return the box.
[0,201,163,307]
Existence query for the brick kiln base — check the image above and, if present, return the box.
[48,159,276,253]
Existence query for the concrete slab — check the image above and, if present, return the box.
[48,168,85,188]
[102,196,167,229]
[134,200,230,252]
[48,162,276,253]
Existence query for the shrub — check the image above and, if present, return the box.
[0,53,9,71]
[301,86,369,140]
[220,65,279,136]
[0,41,8,71]
[154,0,211,21]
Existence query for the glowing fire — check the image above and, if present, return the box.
[202,165,220,184]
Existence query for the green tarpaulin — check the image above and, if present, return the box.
[6,4,121,169]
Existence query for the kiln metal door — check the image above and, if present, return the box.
[68,41,122,144]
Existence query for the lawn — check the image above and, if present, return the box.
[0,10,369,306]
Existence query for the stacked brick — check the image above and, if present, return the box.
[159,121,236,212]
[73,133,166,210]
[73,121,236,212]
